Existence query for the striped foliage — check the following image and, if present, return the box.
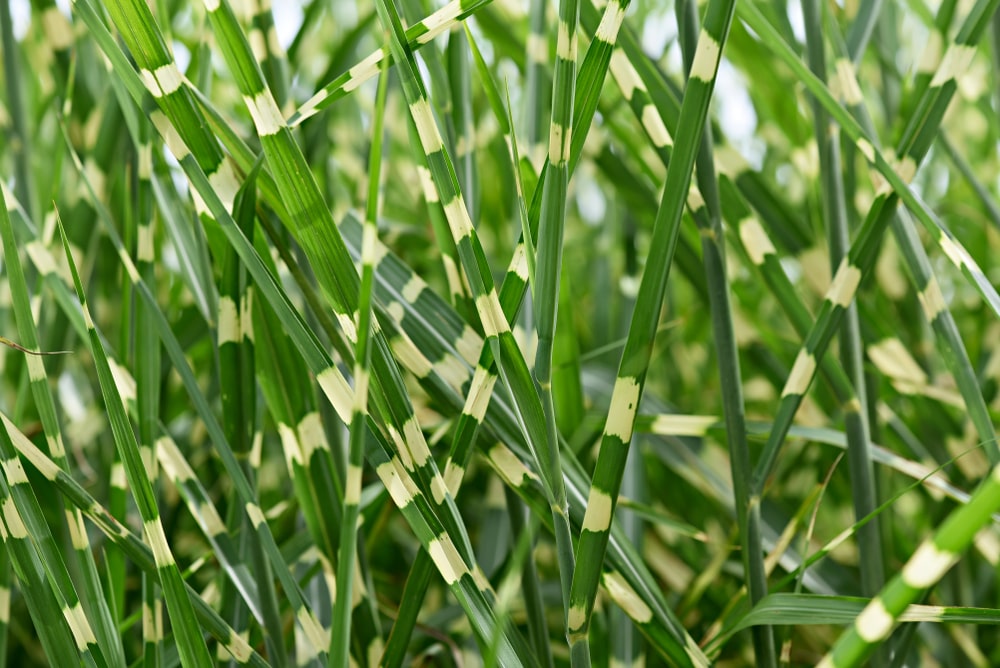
[0,1,998,667]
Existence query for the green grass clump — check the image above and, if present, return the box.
[0,0,999,666]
